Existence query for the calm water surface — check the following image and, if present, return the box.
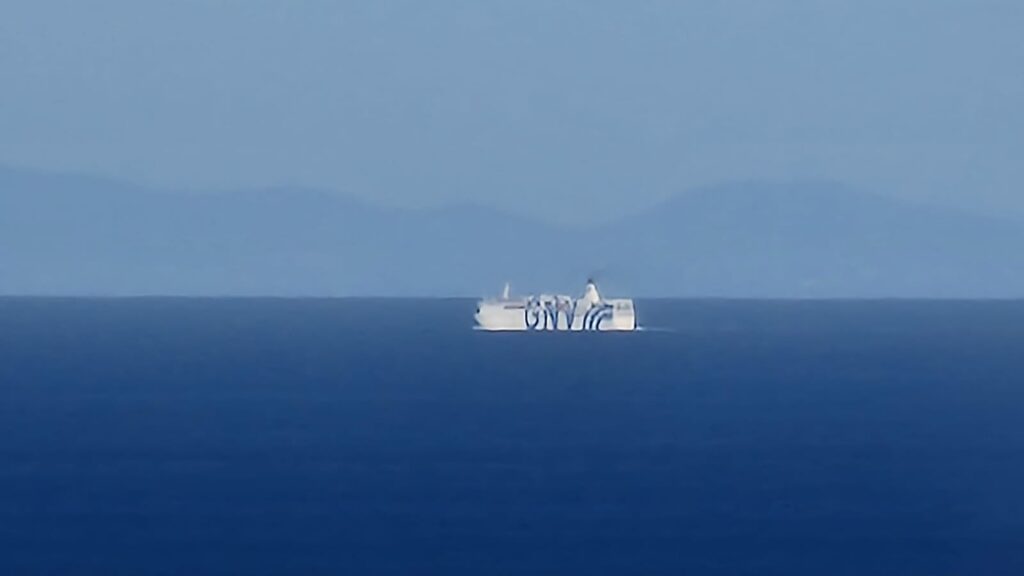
[2,299,1023,575]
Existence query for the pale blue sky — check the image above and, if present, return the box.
[1,0,1021,223]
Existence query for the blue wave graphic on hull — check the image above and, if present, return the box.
[524,299,613,331]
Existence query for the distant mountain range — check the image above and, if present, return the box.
[3,165,1023,297]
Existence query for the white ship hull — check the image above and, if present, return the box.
[474,281,636,332]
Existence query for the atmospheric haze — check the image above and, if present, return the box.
[1,1,1022,295]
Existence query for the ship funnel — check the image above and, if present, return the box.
[501,282,511,300]
[582,279,601,304]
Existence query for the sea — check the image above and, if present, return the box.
[2,298,1023,575]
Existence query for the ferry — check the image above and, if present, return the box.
[474,279,636,331]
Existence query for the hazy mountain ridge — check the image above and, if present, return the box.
[3,166,1024,297]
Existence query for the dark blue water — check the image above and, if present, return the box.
[2,299,1024,575]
